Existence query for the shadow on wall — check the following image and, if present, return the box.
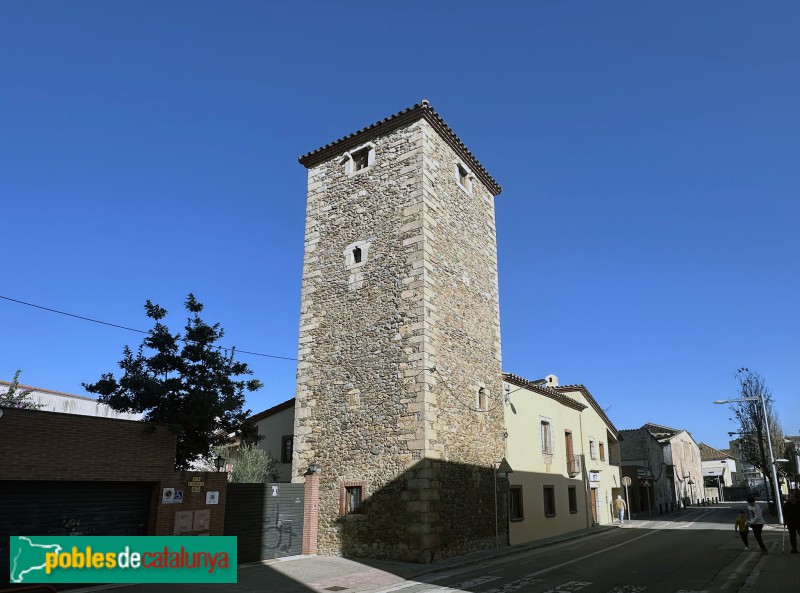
[333,458,509,564]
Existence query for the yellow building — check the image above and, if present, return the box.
[504,373,622,544]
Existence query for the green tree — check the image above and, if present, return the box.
[0,370,42,410]
[729,368,784,504]
[197,444,279,483]
[83,294,262,469]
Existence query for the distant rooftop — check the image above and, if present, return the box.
[0,380,142,421]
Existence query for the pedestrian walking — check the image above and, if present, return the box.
[782,488,800,554]
[734,510,750,550]
[746,496,768,554]
[615,495,627,524]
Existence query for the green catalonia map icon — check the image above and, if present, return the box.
[11,536,63,583]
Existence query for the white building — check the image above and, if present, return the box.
[248,398,295,482]
[0,380,141,420]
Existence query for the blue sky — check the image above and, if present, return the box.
[1,1,797,450]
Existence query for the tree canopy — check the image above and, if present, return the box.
[729,368,784,500]
[83,294,262,469]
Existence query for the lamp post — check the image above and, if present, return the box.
[214,454,225,472]
[786,437,800,490]
[714,396,784,524]
[494,458,513,548]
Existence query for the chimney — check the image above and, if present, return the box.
[545,374,559,388]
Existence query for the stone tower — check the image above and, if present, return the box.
[294,101,506,563]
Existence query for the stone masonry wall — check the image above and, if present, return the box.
[418,123,505,556]
[294,121,429,559]
[294,116,505,562]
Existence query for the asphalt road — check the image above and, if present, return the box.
[372,503,778,593]
[62,502,785,593]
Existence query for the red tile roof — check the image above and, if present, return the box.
[247,397,295,423]
[555,384,621,440]
[298,100,502,196]
[503,372,587,412]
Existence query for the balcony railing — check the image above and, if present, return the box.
[567,455,581,476]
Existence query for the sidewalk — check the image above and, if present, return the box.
[738,523,800,593]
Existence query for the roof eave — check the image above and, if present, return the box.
[298,101,502,196]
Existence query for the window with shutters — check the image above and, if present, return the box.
[540,418,553,455]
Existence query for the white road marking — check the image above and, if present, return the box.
[541,581,592,592]
[451,575,501,588]
[526,530,658,576]
[372,514,720,593]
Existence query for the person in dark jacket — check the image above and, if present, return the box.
[783,489,800,554]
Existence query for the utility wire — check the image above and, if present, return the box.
[0,294,298,362]
[0,294,510,414]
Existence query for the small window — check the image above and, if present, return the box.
[340,482,365,515]
[543,485,556,517]
[509,486,524,521]
[344,144,375,176]
[455,162,472,193]
[477,387,487,410]
[345,486,362,513]
[344,239,372,269]
[589,440,597,460]
[458,164,469,185]
[599,442,605,462]
[540,419,553,454]
[568,486,578,513]
[352,146,370,171]
[281,435,293,464]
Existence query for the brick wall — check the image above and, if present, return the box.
[149,471,229,535]
[0,406,228,535]
[0,407,175,480]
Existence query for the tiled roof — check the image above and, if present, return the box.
[642,422,698,446]
[503,373,587,412]
[298,100,502,196]
[247,397,295,424]
[699,442,732,461]
[555,384,621,440]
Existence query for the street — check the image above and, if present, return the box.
[369,505,777,593]
[64,502,791,593]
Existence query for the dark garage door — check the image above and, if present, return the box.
[0,480,153,583]
[224,482,304,562]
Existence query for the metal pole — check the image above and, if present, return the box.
[795,432,800,490]
[761,392,784,524]
[624,484,630,522]
[494,463,498,548]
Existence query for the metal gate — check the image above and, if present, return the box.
[0,481,152,583]
[224,482,304,562]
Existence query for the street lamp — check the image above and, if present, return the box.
[494,458,513,548]
[714,396,784,524]
[785,437,800,490]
